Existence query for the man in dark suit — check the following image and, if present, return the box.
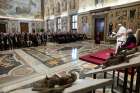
[122,30,136,49]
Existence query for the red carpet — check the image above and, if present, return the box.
[90,48,115,61]
[80,48,136,75]
[79,48,115,65]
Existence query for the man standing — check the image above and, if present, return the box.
[115,24,127,54]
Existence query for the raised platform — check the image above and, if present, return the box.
[86,51,140,75]
[79,48,115,65]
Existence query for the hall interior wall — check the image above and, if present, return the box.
[0,0,140,38]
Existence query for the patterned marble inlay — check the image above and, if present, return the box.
[23,48,53,62]
[0,51,39,92]
[57,46,82,51]
[11,66,34,77]
[22,40,109,68]
[0,53,22,76]
[0,40,116,92]
[22,48,68,68]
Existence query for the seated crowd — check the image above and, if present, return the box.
[47,31,87,44]
[0,31,47,51]
[0,31,87,51]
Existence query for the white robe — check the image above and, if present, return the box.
[115,26,127,54]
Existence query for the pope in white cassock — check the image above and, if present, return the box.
[115,24,127,54]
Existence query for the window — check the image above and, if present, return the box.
[57,18,61,31]
[71,15,78,31]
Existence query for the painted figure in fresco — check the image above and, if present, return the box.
[50,1,54,15]
[70,0,76,10]
[62,18,67,32]
[95,0,104,7]
[62,0,67,11]
[82,16,89,33]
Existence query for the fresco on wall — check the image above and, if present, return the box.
[70,0,77,10]
[0,0,41,18]
[61,17,68,32]
[8,21,19,33]
[95,0,104,7]
[79,0,94,12]
[55,2,61,14]
[47,20,54,32]
[81,16,89,33]
[62,0,67,12]
[50,0,55,15]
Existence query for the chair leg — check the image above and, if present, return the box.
[122,68,128,93]
[92,74,96,93]
[111,70,115,93]
[117,71,120,87]
[129,67,135,93]
[103,72,107,93]
[136,66,140,93]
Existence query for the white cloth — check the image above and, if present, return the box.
[115,26,127,54]
[116,26,127,42]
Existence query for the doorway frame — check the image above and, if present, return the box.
[20,22,29,33]
[92,12,108,42]
[0,20,8,33]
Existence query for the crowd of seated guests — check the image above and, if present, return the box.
[0,31,88,51]
[0,31,47,51]
[47,31,87,44]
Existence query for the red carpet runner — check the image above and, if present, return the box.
[79,48,115,65]
[80,48,136,75]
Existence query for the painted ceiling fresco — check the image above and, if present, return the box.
[0,0,41,18]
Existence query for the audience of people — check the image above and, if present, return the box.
[48,31,87,44]
[0,31,47,51]
[0,31,87,51]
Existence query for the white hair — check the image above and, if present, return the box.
[118,24,122,26]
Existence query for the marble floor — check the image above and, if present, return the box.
[0,40,115,93]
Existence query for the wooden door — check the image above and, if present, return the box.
[95,17,105,41]
[0,23,6,33]
[20,22,29,33]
